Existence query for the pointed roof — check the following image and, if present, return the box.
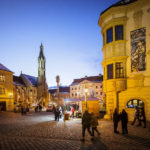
[13,75,26,86]
[0,63,13,72]
[39,43,45,59]
[21,74,38,86]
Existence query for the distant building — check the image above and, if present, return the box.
[49,86,70,106]
[13,44,49,108]
[0,44,50,111]
[70,75,105,112]
[0,64,13,111]
[13,74,38,108]
[99,0,150,120]
[70,75,104,101]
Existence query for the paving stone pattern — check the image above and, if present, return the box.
[0,112,150,150]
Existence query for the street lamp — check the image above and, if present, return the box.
[84,88,88,109]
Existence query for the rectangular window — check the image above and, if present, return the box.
[107,27,113,43]
[115,25,123,40]
[107,64,113,79]
[103,34,105,45]
[0,75,5,82]
[116,62,124,78]
[0,87,5,95]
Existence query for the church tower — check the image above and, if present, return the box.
[37,43,49,106]
[38,43,45,83]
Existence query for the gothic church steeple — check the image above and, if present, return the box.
[38,43,45,80]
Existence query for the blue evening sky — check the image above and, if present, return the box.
[0,0,118,86]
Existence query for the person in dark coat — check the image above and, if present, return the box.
[113,108,120,133]
[91,112,100,136]
[139,108,146,128]
[21,105,24,115]
[81,110,93,141]
[39,104,42,112]
[121,109,128,134]
[55,107,60,121]
[131,107,140,125]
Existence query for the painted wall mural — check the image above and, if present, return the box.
[131,28,146,72]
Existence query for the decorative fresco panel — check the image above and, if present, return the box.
[131,28,146,72]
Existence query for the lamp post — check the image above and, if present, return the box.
[84,88,88,109]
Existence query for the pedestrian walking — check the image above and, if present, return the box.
[81,110,93,142]
[55,107,60,121]
[131,107,140,126]
[39,104,42,112]
[91,112,100,136]
[21,105,24,115]
[71,106,75,118]
[113,108,120,133]
[120,109,128,134]
[139,108,146,128]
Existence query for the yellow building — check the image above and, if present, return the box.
[99,0,150,121]
[0,64,14,111]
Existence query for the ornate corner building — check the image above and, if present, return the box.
[99,0,150,121]
[0,44,49,111]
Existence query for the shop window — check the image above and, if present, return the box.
[127,99,144,108]
[107,27,113,43]
[115,25,123,41]
[107,64,113,79]
[116,62,124,78]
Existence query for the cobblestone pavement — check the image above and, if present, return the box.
[0,111,150,150]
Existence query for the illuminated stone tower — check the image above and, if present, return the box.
[37,43,49,106]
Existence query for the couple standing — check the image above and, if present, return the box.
[113,108,128,134]
[81,110,100,141]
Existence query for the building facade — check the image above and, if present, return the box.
[99,0,150,121]
[49,86,70,106]
[0,44,50,111]
[0,64,13,111]
[70,75,104,101]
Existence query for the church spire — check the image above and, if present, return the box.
[39,43,45,59]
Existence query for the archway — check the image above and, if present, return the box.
[126,99,144,109]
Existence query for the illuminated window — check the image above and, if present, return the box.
[107,27,113,43]
[116,62,124,78]
[0,87,5,95]
[115,25,123,40]
[107,64,113,79]
[127,99,144,108]
[0,75,5,82]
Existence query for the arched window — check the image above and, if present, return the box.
[127,99,144,108]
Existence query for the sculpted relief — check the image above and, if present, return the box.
[131,28,146,72]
